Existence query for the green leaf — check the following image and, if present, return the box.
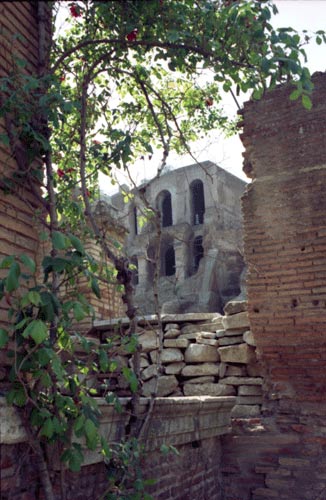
[122,366,138,393]
[289,89,301,101]
[0,255,14,269]
[40,418,54,438]
[302,94,312,110]
[0,329,9,348]
[73,302,85,321]
[84,418,98,450]
[19,254,36,273]
[99,349,109,372]
[22,319,48,344]
[5,262,20,292]
[68,233,84,254]
[52,231,67,250]
[91,277,101,299]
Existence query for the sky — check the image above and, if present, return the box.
[95,1,326,192]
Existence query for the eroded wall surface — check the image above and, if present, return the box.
[222,72,326,500]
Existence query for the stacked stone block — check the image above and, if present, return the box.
[97,301,263,417]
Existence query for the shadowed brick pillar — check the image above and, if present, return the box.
[240,72,326,408]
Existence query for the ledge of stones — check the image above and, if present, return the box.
[0,395,235,467]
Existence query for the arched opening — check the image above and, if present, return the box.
[156,190,172,227]
[130,256,139,285]
[193,236,204,273]
[133,206,138,235]
[190,180,205,225]
[164,245,176,276]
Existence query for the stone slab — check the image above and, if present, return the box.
[218,344,256,364]
[141,364,158,381]
[197,338,219,347]
[238,385,263,396]
[184,383,236,397]
[164,338,189,348]
[138,330,159,352]
[162,312,221,323]
[236,396,263,405]
[243,330,256,346]
[164,328,180,339]
[164,362,185,375]
[222,311,250,331]
[161,348,184,364]
[225,365,247,377]
[182,363,220,377]
[185,344,219,363]
[223,300,247,316]
[184,376,215,384]
[222,377,263,386]
[164,323,179,331]
[142,375,178,397]
[218,336,243,346]
[231,404,261,418]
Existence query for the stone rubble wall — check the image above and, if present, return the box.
[97,300,264,419]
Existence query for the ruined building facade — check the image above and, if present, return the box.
[110,161,246,315]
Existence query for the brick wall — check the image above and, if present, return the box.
[220,72,326,500]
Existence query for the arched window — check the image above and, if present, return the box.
[130,256,139,285]
[156,190,172,227]
[190,180,205,225]
[133,206,138,235]
[164,245,176,276]
[193,236,204,273]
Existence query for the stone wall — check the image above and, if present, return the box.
[94,300,264,418]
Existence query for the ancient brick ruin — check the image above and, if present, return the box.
[1,2,326,499]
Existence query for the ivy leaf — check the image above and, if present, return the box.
[19,254,36,273]
[52,231,68,250]
[73,302,85,321]
[84,418,98,450]
[22,319,48,344]
[40,418,54,438]
[122,366,138,393]
[68,233,85,254]
[289,89,301,101]
[91,277,101,298]
[302,94,312,110]
[0,329,9,348]
[5,262,21,292]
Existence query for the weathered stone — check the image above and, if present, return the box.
[130,354,149,369]
[197,337,219,346]
[138,330,159,352]
[222,376,263,386]
[223,300,247,316]
[164,328,181,339]
[252,488,278,498]
[183,383,236,397]
[185,344,219,363]
[238,385,263,396]
[218,336,243,346]
[164,323,179,331]
[164,338,189,348]
[181,323,201,334]
[141,364,158,381]
[142,375,178,397]
[149,350,158,363]
[179,332,203,340]
[198,323,221,333]
[162,312,219,322]
[224,329,247,337]
[211,315,224,327]
[231,404,261,417]
[199,331,217,339]
[164,362,185,375]
[247,362,262,377]
[161,348,184,364]
[225,365,247,377]
[182,363,220,377]
[218,344,256,364]
[236,396,263,405]
[222,311,250,331]
[216,330,226,338]
[243,330,256,346]
[184,376,215,384]
[219,362,227,378]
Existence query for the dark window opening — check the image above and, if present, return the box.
[133,206,138,235]
[193,236,204,273]
[130,256,139,285]
[164,245,176,276]
[156,191,172,227]
[191,180,205,225]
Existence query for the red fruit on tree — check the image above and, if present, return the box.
[126,29,138,42]
[205,97,213,107]
[57,169,65,178]
[70,4,81,18]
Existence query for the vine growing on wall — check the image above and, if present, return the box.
[0,1,325,498]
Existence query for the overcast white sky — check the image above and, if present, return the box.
[97,1,326,192]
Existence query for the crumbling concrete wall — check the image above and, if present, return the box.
[221,72,326,500]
